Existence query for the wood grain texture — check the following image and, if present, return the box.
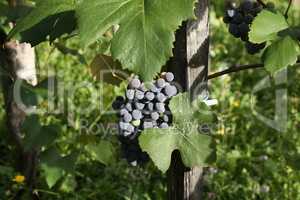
[167,0,209,199]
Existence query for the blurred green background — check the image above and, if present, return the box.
[0,0,300,199]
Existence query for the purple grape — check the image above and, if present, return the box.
[147,102,154,111]
[156,78,166,88]
[135,90,144,100]
[125,102,133,112]
[164,85,177,97]
[123,113,132,122]
[151,112,160,121]
[165,72,174,82]
[155,103,165,113]
[132,109,143,120]
[143,121,153,129]
[129,78,141,89]
[145,91,155,101]
[159,123,169,129]
[135,102,145,110]
[126,89,135,100]
[156,93,167,102]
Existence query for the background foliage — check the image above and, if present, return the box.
[0,0,300,199]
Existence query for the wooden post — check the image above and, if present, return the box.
[167,0,209,199]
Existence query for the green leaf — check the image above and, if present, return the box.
[60,175,77,192]
[22,116,59,151]
[89,54,128,85]
[139,93,215,172]
[263,36,300,74]
[85,141,115,165]
[139,125,214,173]
[41,164,64,188]
[40,147,79,188]
[8,0,77,39]
[249,10,289,43]
[77,0,196,81]
[40,147,78,173]
[20,11,77,46]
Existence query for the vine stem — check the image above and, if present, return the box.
[208,63,264,79]
[208,61,300,79]
[257,0,267,8]
[284,0,293,19]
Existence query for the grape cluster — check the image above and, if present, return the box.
[112,72,178,165]
[223,0,266,54]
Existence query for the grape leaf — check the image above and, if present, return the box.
[139,93,215,172]
[40,147,79,188]
[22,115,59,151]
[76,0,196,81]
[249,10,289,43]
[140,124,214,173]
[41,164,64,188]
[8,0,77,39]
[263,36,300,74]
[89,54,129,85]
[20,11,77,46]
[85,141,116,165]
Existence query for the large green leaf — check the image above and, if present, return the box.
[139,93,215,172]
[263,36,300,74]
[41,164,64,188]
[22,115,59,151]
[20,11,77,46]
[8,0,76,39]
[85,141,115,165]
[40,147,79,188]
[249,10,289,43]
[140,125,214,173]
[77,0,196,81]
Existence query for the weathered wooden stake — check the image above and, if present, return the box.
[167,0,209,199]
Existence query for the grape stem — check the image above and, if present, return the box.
[208,62,300,79]
[284,0,293,19]
[256,0,267,8]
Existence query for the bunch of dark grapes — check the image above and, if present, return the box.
[223,0,266,54]
[112,72,178,166]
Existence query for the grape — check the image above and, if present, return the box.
[227,9,236,18]
[129,78,141,89]
[245,42,266,54]
[149,83,159,93]
[143,121,154,129]
[232,12,243,24]
[126,124,135,132]
[120,108,128,116]
[145,91,155,101]
[164,85,177,97]
[155,103,165,113]
[135,102,145,110]
[147,102,154,111]
[123,131,132,137]
[229,23,240,38]
[113,72,178,166]
[125,103,133,112]
[139,83,147,92]
[151,112,160,121]
[135,90,144,100]
[156,78,166,88]
[240,0,253,12]
[156,93,167,102]
[244,14,254,24]
[223,0,265,54]
[126,89,135,100]
[238,23,249,36]
[132,120,141,127]
[163,114,169,122]
[123,113,132,122]
[159,123,169,129]
[165,72,174,82]
[132,109,143,120]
